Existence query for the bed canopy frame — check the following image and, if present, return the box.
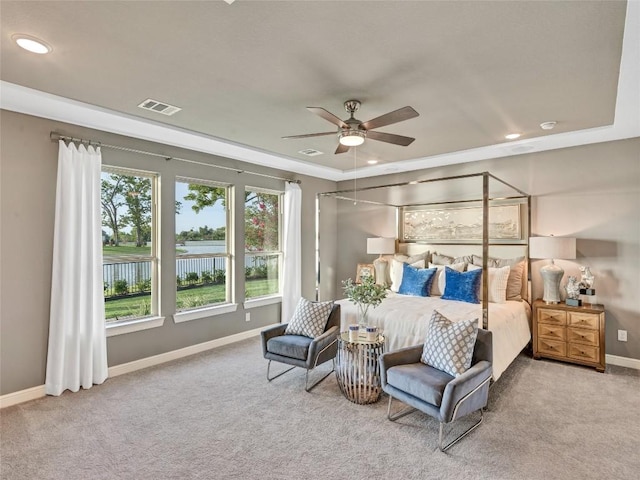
[316,171,531,329]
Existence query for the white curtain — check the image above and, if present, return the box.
[45,140,108,396]
[281,182,302,323]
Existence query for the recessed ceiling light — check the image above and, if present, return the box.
[12,34,52,54]
[367,160,378,165]
[540,121,557,130]
[505,133,521,140]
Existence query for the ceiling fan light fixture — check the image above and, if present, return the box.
[339,130,365,146]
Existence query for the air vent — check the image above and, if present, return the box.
[138,98,181,116]
[298,149,323,157]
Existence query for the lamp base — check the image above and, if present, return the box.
[540,262,564,304]
[373,257,389,287]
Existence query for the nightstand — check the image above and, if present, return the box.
[532,299,605,372]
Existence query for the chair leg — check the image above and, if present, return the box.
[386,395,417,421]
[438,409,484,452]
[266,360,296,382]
[304,358,335,392]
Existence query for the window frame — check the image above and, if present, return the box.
[173,176,234,318]
[244,186,284,302]
[101,165,162,332]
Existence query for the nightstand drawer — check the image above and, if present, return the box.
[568,344,599,363]
[568,312,599,330]
[567,327,599,346]
[537,338,566,357]
[537,323,566,341]
[538,309,567,326]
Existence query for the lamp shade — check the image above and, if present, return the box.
[529,236,576,260]
[367,237,396,255]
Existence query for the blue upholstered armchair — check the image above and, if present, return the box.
[379,329,493,451]
[261,304,341,392]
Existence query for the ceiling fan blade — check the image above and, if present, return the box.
[282,131,336,140]
[335,143,350,154]
[307,107,349,129]
[361,106,419,131]
[366,130,415,146]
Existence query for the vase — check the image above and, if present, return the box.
[357,304,370,328]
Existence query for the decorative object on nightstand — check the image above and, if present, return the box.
[578,265,596,304]
[532,299,605,372]
[529,235,576,304]
[565,276,582,307]
[342,275,387,326]
[367,237,396,286]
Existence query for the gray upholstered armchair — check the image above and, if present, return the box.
[379,329,493,452]
[261,304,340,392]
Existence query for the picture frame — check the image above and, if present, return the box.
[356,263,375,283]
[402,204,521,242]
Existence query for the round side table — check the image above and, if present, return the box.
[335,332,385,404]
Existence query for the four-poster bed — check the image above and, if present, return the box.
[317,172,532,380]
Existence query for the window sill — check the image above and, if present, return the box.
[173,303,239,324]
[106,316,165,337]
[244,295,282,309]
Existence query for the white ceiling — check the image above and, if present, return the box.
[1,1,638,182]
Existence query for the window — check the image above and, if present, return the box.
[175,178,231,311]
[101,167,158,323]
[245,188,282,299]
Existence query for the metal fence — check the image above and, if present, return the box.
[103,254,277,298]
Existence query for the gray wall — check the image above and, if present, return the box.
[0,110,336,395]
[335,138,640,360]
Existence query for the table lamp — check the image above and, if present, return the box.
[367,237,396,286]
[529,235,576,304]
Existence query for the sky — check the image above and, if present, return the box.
[175,181,226,233]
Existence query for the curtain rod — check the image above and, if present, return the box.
[50,132,301,184]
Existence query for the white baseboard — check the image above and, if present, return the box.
[0,325,274,409]
[107,324,274,377]
[0,385,47,409]
[606,354,640,370]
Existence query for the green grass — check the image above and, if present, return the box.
[105,278,279,322]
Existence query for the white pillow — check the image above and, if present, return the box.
[467,264,511,304]
[429,262,465,296]
[390,258,425,292]
[472,255,525,301]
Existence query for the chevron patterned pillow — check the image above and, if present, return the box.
[421,310,479,377]
[285,298,334,338]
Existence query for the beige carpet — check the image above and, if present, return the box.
[1,337,639,480]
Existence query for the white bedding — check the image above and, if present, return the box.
[337,293,531,381]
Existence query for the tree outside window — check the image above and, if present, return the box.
[245,188,282,299]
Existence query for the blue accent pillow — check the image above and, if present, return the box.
[441,267,482,304]
[398,264,437,297]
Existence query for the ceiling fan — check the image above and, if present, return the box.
[283,100,419,154]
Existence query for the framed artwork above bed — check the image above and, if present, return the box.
[402,204,521,242]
